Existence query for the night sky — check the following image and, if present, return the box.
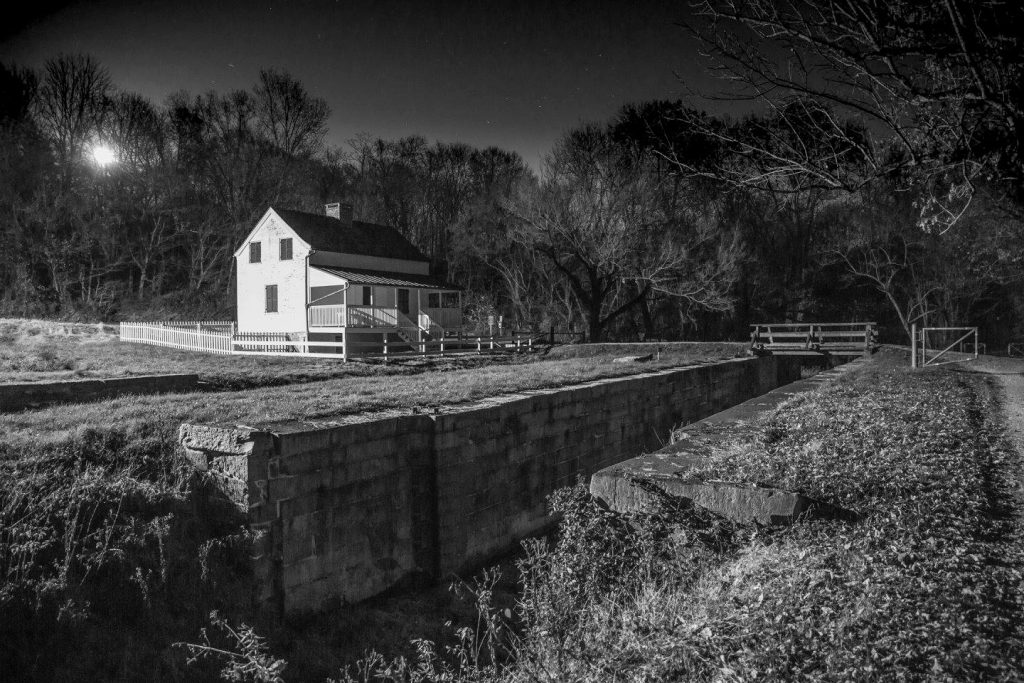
[1,0,714,168]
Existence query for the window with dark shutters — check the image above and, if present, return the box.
[265,285,278,313]
[280,238,292,260]
[249,242,261,263]
[362,286,372,305]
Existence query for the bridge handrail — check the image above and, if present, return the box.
[750,322,878,355]
[750,322,877,329]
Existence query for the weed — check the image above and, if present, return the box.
[178,611,287,683]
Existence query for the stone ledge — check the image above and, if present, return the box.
[0,373,199,412]
[589,358,868,525]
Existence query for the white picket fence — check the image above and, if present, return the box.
[120,321,538,360]
[120,322,234,354]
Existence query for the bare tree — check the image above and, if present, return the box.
[33,54,111,177]
[508,125,740,342]
[682,0,1024,229]
[834,180,1024,339]
[252,69,330,159]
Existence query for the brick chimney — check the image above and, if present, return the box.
[325,202,354,227]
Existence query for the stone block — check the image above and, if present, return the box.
[591,469,854,526]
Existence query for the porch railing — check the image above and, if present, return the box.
[346,305,398,327]
[308,305,346,327]
[307,305,400,328]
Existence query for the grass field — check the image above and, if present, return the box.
[1,350,750,451]
[0,318,519,388]
[8,331,1020,680]
[169,351,1024,681]
[0,319,748,391]
[0,320,750,680]
[363,352,1021,682]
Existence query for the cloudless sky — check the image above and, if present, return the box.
[1,0,719,169]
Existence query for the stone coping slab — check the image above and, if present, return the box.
[590,358,868,524]
[0,373,200,412]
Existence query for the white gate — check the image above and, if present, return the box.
[911,325,979,367]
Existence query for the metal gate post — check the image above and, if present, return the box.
[911,323,917,368]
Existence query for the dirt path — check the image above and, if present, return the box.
[968,356,1024,458]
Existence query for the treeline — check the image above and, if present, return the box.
[1,54,1022,344]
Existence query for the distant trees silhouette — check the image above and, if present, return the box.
[0,52,1021,345]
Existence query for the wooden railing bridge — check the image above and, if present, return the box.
[750,322,878,357]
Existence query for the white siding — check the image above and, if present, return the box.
[236,215,310,333]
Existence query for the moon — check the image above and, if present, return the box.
[92,145,116,167]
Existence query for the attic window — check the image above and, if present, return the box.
[249,242,261,263]
[280,238,293,261]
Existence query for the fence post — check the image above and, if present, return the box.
[477,336,481,353]
[383,335,388,364]
[974,327,979,358]
[911,323,917,368]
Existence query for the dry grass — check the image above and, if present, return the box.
[0,318,509,388]
[0,319,747,393]
[0,318,747,448]
[479,359,1024,681]
[0,353,747,451]
[318,354,1024,682]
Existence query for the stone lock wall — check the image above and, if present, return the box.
[180,355,802,615]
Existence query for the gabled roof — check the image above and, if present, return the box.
[272,207,430,263]
[312,265,461,290]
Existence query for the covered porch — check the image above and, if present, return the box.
[307,265,462,337]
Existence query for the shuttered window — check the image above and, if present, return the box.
[362,286,372,305]
[265,285,278,313]
[249,242,261,263]
[279,238,292,260]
